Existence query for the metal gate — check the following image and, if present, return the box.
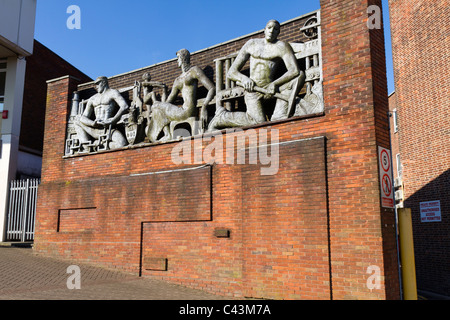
[6,179,40,242]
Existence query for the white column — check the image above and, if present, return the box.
[0,56,27,241]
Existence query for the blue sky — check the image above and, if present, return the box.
[34,0,394,94]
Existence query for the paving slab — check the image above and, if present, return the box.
[0,247,230,300]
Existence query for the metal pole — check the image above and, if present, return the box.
[21,179,29,242]
[387,110,403,299]
[398,208,417,300]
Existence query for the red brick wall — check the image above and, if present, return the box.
[20,40,91,153]
[140,137,330,299]
[34,1,400,299]
[389,0,450,296]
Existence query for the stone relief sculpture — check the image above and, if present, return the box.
[294,80,323,116]
[120,80,145,146]
[294,14,324,116]
[141,72,167,114]
[71,76,129,153]
[147,49,215,143]
[65,13,323,156]
[139,73,168,143]
[208,19,305,131]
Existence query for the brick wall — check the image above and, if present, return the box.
[20,40,91,153]
[139,137,329,298]
[389,0,450,296]
[34,0,400,299]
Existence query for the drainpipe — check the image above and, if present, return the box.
[388,110,403,300]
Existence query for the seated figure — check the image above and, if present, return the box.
[208,19,305,131]
[74,76,129,151]
[147,49,215,143]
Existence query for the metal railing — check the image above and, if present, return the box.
[6,179,40,242]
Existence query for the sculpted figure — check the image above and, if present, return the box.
[141,72,168,110]
[74,76,129,150]
[208,19,305,130]
[147,49,215,143]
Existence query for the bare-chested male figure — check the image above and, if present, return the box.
[74,76,129,150]
[208,19,304,131]
[147,49,215,143]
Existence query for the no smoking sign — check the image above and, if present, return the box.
[378,147,394,208]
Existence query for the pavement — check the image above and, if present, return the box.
[0,244,231,300]
[1,243,448,302]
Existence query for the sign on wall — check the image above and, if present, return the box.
[420,200,441,222]
[378,147,395,208]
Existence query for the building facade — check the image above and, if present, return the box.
[34,0,401,300]
[389,0,450,297]
[0,0,91,242]
[0,0,37,242]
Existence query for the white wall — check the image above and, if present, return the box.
[0,0,37,56]
[0,0,36,242]
[0,57,27,241]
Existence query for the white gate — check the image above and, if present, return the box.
[6,179,40,242]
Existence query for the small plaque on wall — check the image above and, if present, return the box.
[143,257,168,271]
[214,229,231,238]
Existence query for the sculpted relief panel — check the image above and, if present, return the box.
[65,14,323,156]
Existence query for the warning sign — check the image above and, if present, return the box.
[420,200,441,222]
[378,147,394,208]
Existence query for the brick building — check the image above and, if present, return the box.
[34,0,401,299]
[20,40,92,174]
[0,0,91,242]
[388,93,401,201]
[389,0,450,297]
[0,39,91,242]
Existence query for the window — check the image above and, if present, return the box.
[393,109,399,132]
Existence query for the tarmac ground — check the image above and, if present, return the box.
[0,245,230,300]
